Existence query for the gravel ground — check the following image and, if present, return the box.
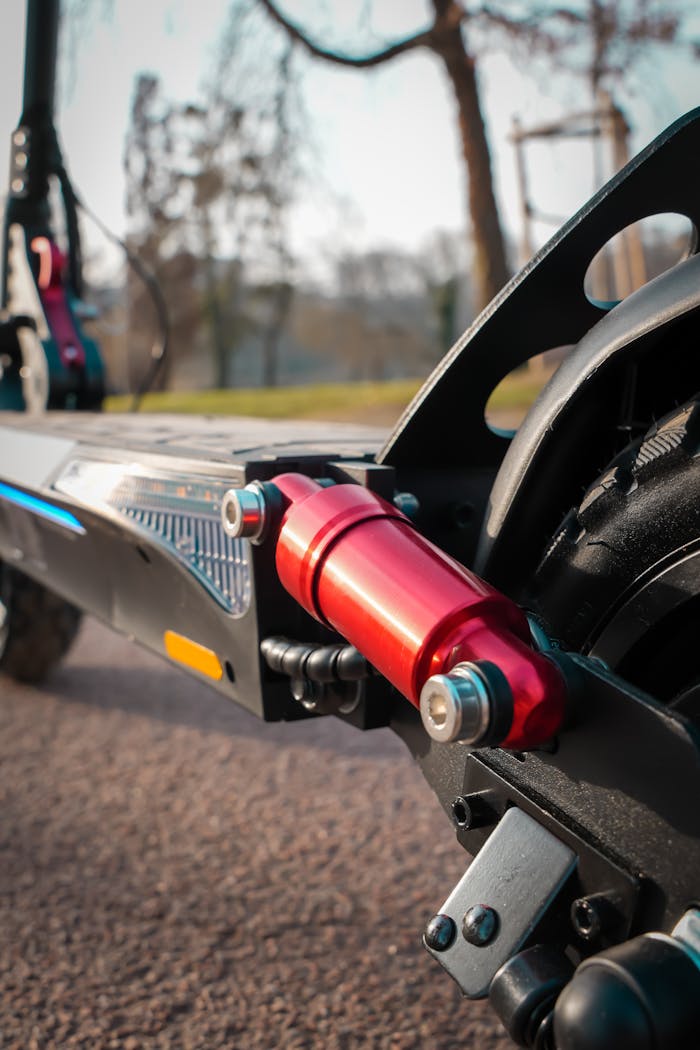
[0,618,514,1050]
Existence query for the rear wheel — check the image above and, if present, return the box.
[0,566,82,683]
[529,397,700,719]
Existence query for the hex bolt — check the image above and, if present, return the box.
[570,893,618,942]
[462,904,499,947]
[221,483,268,542]
[451,796,472,828]
[419,662,493,744]
[423,913,457,952]
[451,792,498,831]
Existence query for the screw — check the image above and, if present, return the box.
[419,662,493,744]
[451,792,497,831]
[462,904,499,947]
[451,796,472,828]
[570,894,617,942]
[423,913,456,952]
[221,483,267,542]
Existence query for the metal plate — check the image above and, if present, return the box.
[424,807,576,998]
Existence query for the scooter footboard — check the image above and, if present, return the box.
[0,411,392,724]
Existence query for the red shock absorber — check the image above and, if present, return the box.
[222,474,567,751]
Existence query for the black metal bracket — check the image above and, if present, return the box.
[392,652,700,935]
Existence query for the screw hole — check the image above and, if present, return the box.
[583,211,696,309]
[225,660,235,683]
[571,898,602,941]
[136,546,151,564]
[452,799,470,828]
[572,902,592,932]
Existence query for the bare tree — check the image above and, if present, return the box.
[322,247,438,379]
[551,1,686,98]
[123,3,304,389]
[256,0,511,313]
[123,74,200,390]
[255,0,696,314]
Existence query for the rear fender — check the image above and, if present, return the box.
[476,253,700,592]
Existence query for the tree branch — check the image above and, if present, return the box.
[473,4,581,54]
[257,0,432,67]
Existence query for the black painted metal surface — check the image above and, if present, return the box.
[391,654,700,935]
[0,412,389,725]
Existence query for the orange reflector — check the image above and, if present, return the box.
[164,630,223,680]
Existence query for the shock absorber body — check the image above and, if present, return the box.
[223,474,567,751]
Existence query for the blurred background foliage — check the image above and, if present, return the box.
[57,0,700,421]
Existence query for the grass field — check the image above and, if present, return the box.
[106,367,553,426]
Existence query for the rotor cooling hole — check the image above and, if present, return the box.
[485,348,571,437]
[584,212,696,311]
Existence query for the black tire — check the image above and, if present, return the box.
[529,397,700,710]
[0,566,82,683]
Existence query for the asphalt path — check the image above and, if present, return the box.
[0,617,513,1050]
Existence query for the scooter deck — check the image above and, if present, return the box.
[0,411,389,721]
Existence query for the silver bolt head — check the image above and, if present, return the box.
[462,904,499,947]
[424,913,457,952]
[221,484,267,542]
[419,662,491,744]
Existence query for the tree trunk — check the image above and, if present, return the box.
[256,0,511,314]
[203,254,229,389]
[431,0,510,311]
[261,282,293,388]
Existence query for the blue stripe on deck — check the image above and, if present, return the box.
[0,481,85,534]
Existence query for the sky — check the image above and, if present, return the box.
[2,0,700,284]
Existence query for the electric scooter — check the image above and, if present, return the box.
[3,3,700,1046]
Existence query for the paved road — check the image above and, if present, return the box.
[0,618,513,1050]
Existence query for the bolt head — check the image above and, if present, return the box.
[451,796,474,828]
[462,904,499,947]
[423,913,457,952]
[419,663,492,744]
[571,897,603,941]
[221,484,267,542]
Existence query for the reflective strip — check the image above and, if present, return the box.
[164,629,223,680]
[54,459,251,615]
[0,481,85,534]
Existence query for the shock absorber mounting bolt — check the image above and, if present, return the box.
[221,482,268,543]
[420,661,501,745]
